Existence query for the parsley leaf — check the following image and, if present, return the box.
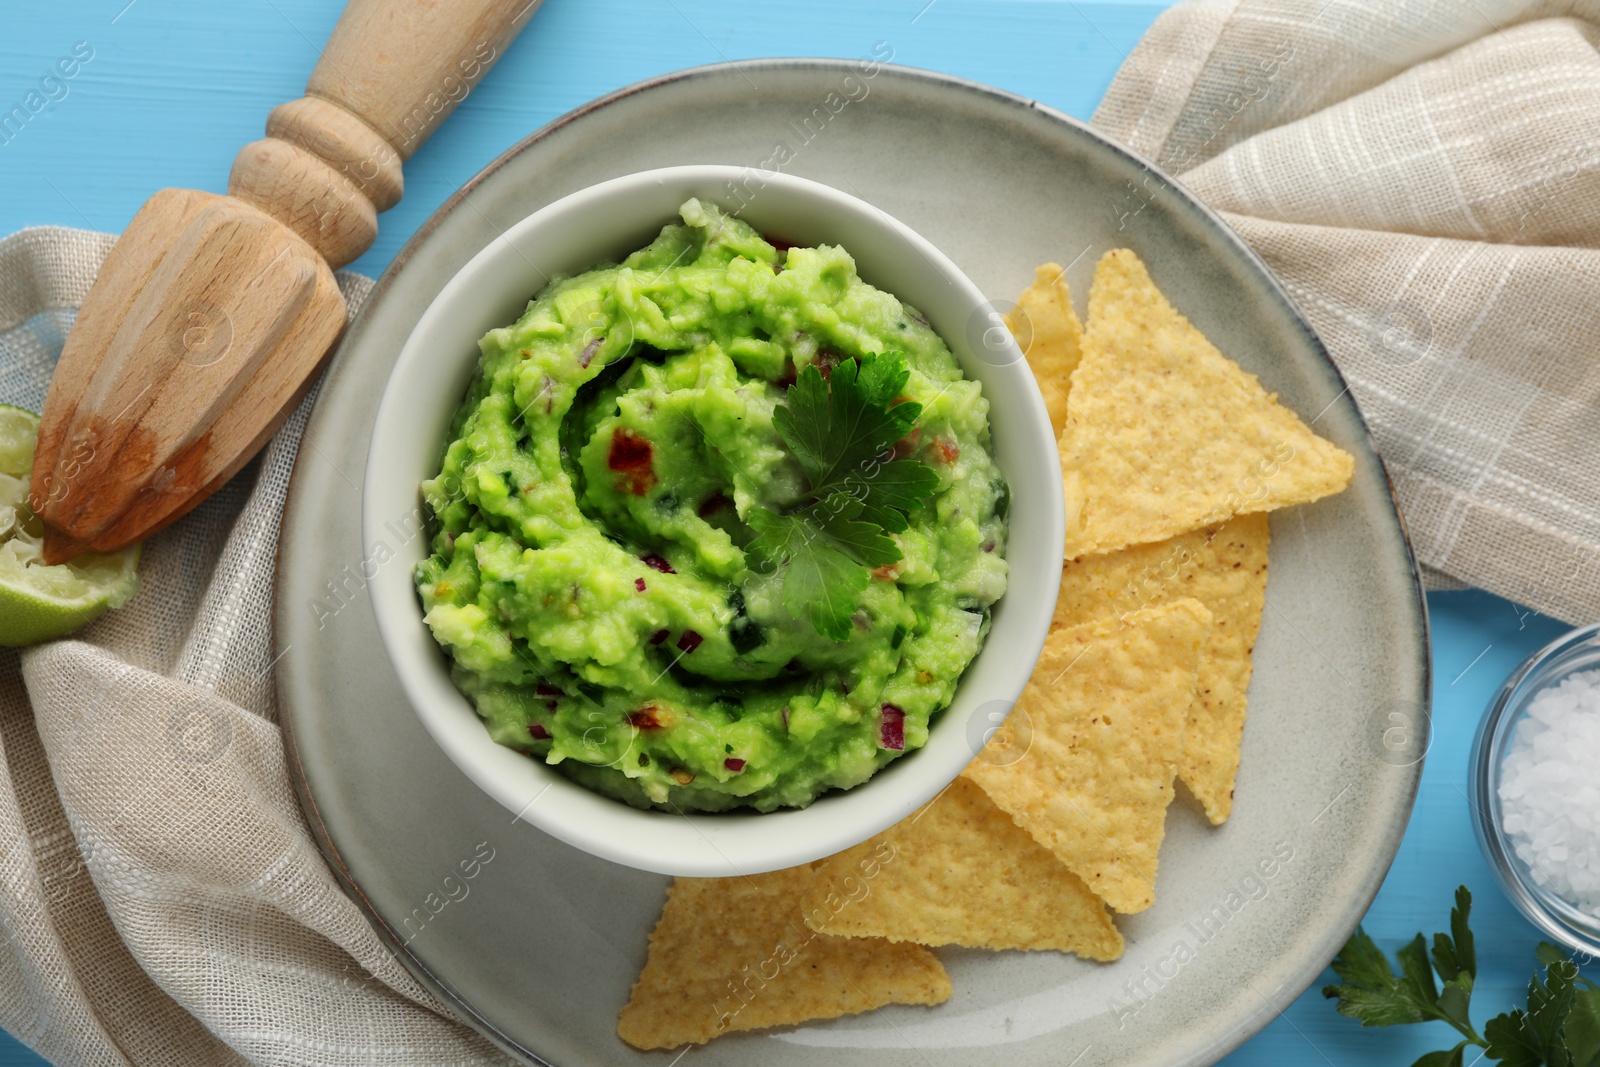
[1324,929,1435,1027]
[747,509,868,642]
[778,351,915,490]
[808,493,902,567]
[1324,890,1487,1060]
[1566,982,1600,1067]
[750,352,939,640]
[1434,885,1478,985]
[773,352,940,527]
[1325,887,1600,1067]
[1487,957,1577,1067]
[1415,1043,1470,1067]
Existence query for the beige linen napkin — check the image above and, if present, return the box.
[5,3,1600,1063]
[0,229,512,1065]
[1093,0,1600,620]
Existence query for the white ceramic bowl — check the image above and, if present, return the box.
[364,165,1062,877]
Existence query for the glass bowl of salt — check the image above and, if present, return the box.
[1472,622,1600,956]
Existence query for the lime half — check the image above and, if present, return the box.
[0,405,139,647]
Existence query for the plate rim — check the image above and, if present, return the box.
[275,56,1433,1067]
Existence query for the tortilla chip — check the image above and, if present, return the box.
[1006,263,1082,439]
[617,865,951,1049]
[800,776,1122,960]
[1059,248,1354,558]
[1054,514,1270,825]
[963,600,1210,913]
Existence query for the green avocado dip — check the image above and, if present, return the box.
[414,199,1009,813]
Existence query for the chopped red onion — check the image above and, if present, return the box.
[879,704,906,750]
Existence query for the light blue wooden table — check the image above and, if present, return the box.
[0,2,1584,1063]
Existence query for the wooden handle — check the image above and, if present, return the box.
[310,0,537,162]
[228,0,538,267]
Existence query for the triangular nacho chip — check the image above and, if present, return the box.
[617,865,951,1049]
[1006,263,1082,439]
[800,776,1122,959]
[963,600,1210,913]
[1059,248,1353,558]
[1054,514,1270,825]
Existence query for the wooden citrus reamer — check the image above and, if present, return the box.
[30,0,540,563]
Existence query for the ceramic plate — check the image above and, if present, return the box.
[275,61,1429,1067]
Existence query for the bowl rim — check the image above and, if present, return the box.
[361,162,1063,877]
[1471,620,1600,957]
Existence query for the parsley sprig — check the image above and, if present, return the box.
[749,351,939,640]
[1324,886,1600,1067]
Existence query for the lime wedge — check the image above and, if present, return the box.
[0,405,140,647]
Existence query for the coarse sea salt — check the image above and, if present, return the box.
[1499,667,1600,917]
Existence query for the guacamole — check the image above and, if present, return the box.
[414,199,1008,812]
